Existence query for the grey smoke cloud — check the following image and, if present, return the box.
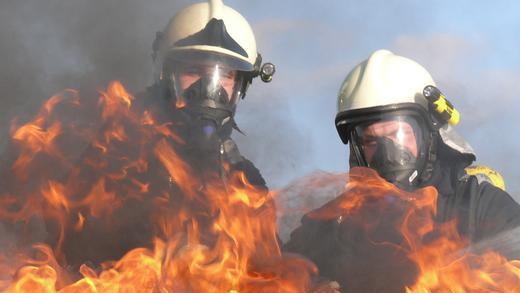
[274,171,347,242]
[0,1,346,254]
[0,0,321,191]
[471,226,520,260]
[0,0,186,138]
[1,2,519,286]
[391,34,520,199]
[1,0,519,210]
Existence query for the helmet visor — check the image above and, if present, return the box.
[350,116,424,170]
[170,62,246,107]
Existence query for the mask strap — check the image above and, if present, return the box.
[350,131,368,166]
[419,131,438,184]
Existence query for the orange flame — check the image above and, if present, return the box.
[0,81,316,292]
[308,167,520,292]
[10,90,80,181]
[175,98,186,109]
[4,81,516,292]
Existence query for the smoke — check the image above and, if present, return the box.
[470,226,520,260]
[391,34,520,199]
[274,171,347,243]
[0,0,187,147]
[0,0,317,190]
[0,3,519,291]
[0,0,319,258]
[0,0,180,260]
[232,86,315,188]
[1,0,519,238]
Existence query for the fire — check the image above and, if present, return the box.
[0,81,316,292]
[175,98,186,109]
[1,81,518,292]
[407,239,520,292]
[308,167,520,292]
[10,90,80,180]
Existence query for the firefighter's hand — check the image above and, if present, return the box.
[312,281,341,293]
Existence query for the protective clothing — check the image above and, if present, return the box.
[284,156,520,292]
[32,0,271,270]
[284,49,520,292]
[335,49,474,190]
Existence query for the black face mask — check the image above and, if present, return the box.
[178,76,237,153]
[341,109,440,191]
[366,137,419,190]
[183,75,235,109]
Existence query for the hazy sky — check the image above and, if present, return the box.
[232,0,520,198]
[1,0,519,200]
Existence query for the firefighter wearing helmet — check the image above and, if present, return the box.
[285,50,520,292]
[142,0,275,187]
[333,50,519,232]
[55,0,274,269]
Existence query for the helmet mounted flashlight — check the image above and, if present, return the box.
[423,85,460,126]
[260,63,276,83]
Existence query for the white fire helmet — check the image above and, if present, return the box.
[156,0,258,71]
[152,0,275,91]
[335,49,475,189]
[150,0,275,148]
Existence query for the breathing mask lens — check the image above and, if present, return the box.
[351,117,425,187]
[172,63,244,107]
[355,119,419,164]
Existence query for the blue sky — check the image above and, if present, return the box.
[224,0,520,201]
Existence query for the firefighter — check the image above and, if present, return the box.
[141,0,274,188]
[284,49,520,292]
[53,0,275,269]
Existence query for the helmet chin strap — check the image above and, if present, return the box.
[417,131,439,186]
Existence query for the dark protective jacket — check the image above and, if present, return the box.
[60,84,268,269]
[0,83,268,271]
[284,146,520,292]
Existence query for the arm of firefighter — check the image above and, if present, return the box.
[283,216,345,289]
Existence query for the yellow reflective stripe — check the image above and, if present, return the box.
[465,165,506,191]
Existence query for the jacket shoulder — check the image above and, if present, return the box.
[463,164,505,191]
[456,172,520,241]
